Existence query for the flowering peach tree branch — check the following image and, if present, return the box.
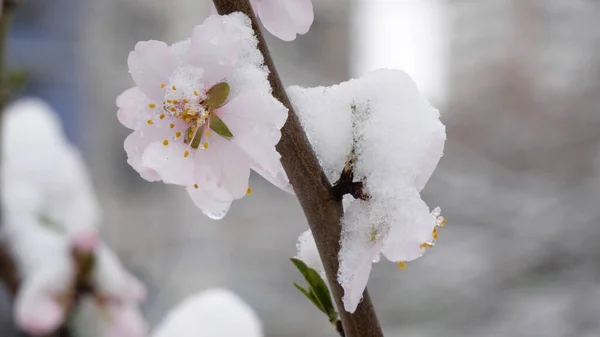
[213,1,383,336]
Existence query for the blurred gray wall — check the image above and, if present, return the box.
[411,0,600,336]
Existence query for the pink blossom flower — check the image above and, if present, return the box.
[251,0,314,41]
[117,14,290,219]
[212,0,314,41]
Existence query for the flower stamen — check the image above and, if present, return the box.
[420,242,434,249]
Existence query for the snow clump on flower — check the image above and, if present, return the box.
[151,288,263,337]
[289,69,447,313]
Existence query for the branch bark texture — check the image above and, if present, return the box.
[213,2,383,336]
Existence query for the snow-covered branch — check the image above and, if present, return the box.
[212,1,383,336]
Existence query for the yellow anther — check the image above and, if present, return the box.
[433,227,439,240]
[202,142,209,149]
[438,218,447,227]
[173,100,179,105]
[246,188,252,195]
[172,85,177,90]
[183,99,189,104]
[147,120,153,125]
[184,150,189,158]
[167,100,172,104]
[193,184,198,189]
[160,83,166,88]
[148,103,156,109]
[370,230,377,242]
[193,90,199,96]
[175,132,182,138]
[420,242,434,249]
[159,114,165,120]
[170,108,176,112]
[206,130,211,137]
[170,123,175,129]
[162,140,169,146]
[397,261,407,270]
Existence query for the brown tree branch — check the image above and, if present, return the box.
[212,2,383,336]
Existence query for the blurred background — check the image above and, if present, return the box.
[2,0,600,336]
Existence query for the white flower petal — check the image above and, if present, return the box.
[250,159,294,194]
[218,89,288,137]
[127,40,176,100]
[124,131,162,182]
[189,15,244,87]
[254,0,314,41]
[194,134,251,200]
[142,141,195,186]
[338,200,386,313]
[340,243,380,313]
[186,184,233,220]
[116,87,155,130]
[381,196,437,263]
[94,243,147,303]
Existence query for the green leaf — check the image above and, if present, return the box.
[206,82,230,108]
[81,253,96,278]
[186,126,203,149]
[293,282,327,315]
[210,114,233,139]
[290,258,338,322]
[7,69,28,90]
[38,214,65,234]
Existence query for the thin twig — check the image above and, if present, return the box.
[331,152,369,201]
[212,2,383,336]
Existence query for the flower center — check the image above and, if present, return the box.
[146,79,232,156]
[164,83,210,150]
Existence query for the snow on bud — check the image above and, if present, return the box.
[2,98,102,248]
[117,13,291,219]
[151,288,263,337]
[2,98,146,334]
[288,69,447,313]
[295,229,326,280]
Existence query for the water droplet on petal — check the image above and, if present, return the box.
[204,209,227,220]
